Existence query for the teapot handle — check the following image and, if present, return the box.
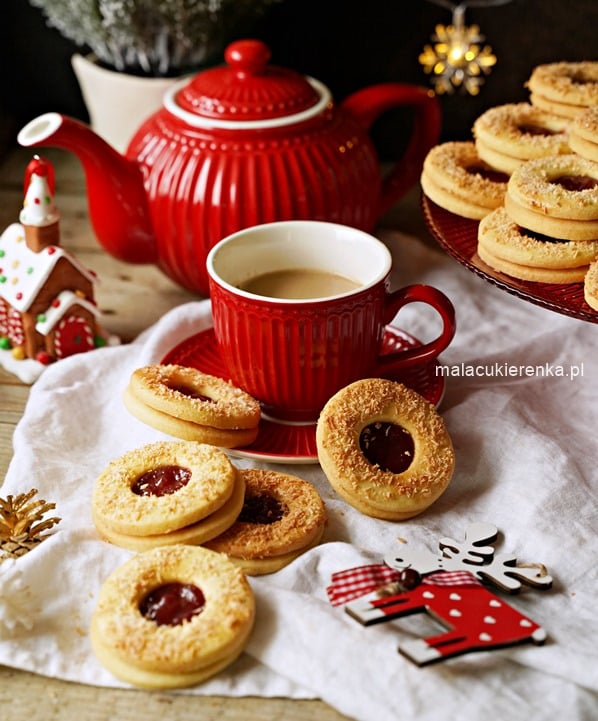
[341,83,441,214]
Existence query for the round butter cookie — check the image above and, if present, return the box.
[93,468,246,551]
[90,544,255,689]
[505,155,598,241]
[477,241,589,283]
[92,441,236,537]
[129,365,261,430]
[527,61,598,118]
[478,206,598,270]
[316,379,454,521]
[123,384,259,448]
[584,259,598,311]
[420,141,508,219]
[473,103,570,174]
[569,106,598,162]
[205,468,327,575]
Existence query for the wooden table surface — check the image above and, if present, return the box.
[0,144,433,720]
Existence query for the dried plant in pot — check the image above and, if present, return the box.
[28,0,282,151]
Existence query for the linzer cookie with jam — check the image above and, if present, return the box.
[92,441,245,551]
[204,468,327,575]
[123,364,261,449]
[316,379,455,521]
[90,544,255,689]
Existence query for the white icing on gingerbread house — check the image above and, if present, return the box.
[0,224,97,313]
[0,157,102,364]
[19,161,59,227]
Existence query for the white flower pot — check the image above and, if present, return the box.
[71,54,184,153]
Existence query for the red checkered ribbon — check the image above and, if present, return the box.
[326,564,481,606]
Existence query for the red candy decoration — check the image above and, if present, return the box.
[23,155,55,194]
[35,351,53,365]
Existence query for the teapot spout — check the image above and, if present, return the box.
[17,112,157,264]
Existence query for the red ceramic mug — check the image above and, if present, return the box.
[207,221,455,422]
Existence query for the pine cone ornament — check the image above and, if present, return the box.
[0,488,61,561]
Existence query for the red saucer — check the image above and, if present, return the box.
[162,325,445,464]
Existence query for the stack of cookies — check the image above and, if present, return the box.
[420,60,598,307]
[123,364,261,448]
[527,61,598,119]
[205,468,327,575]
[92,440,328,572]
[474,62,598,289]
[569,106,598,163]
[420,140,509,219]
[477,154,598,284]
[90,544,256,689]
[91,441,247,550]
[472,102,571,175]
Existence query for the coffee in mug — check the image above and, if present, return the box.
[238,268,361,299]
[207,220,455,422]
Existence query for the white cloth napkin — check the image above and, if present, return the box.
[0,231,596,721]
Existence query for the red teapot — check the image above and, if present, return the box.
[17,39,440,295]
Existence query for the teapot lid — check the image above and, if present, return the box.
[164,39,331,129]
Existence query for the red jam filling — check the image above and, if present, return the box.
[360,422,415,474]
[167,382,213,402]
[552,174,597,192]
[139,582,205,626]
[239,493,286,524]
[466,165,509,184]
[132,465,191,496]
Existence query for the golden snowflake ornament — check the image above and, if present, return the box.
[419,21,497,95]
[0,488,61,561]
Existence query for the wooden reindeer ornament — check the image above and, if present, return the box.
[328,523,552,666]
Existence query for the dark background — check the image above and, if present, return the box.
[1,0,596,161]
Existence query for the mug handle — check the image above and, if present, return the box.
[375,284,456,374]
[341,83,441,214]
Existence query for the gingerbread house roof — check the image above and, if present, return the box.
[0,222,98,313]
[35,289,100,337]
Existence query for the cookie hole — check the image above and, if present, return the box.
[517,123,561,137]
[359,422,415,474]
[550,174,597,191]
[139,582,205,626]
[517,225,569,244]
[238,493,286,524]
[166,382,214,402]
[569,71,592,85]
[131,465,192,496]
[465,164,509,184]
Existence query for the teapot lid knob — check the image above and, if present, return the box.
[225,39,271,76]
[171,38,325,123]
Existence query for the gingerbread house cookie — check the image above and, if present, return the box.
[0,156,114,381]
